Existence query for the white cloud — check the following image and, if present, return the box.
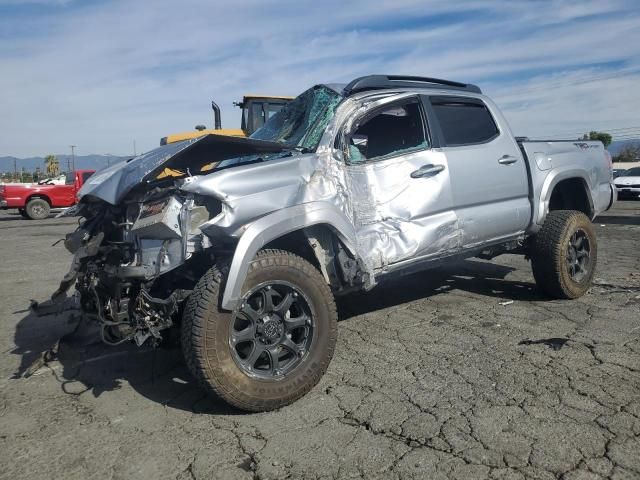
[0,0,639,156]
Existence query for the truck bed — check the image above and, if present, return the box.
[517,139,614,227]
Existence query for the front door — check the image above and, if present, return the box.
[344,97,460,271]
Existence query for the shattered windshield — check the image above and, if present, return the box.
[250,85,342,151]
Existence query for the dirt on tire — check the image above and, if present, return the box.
[531,209,597,299]
[181,249,338,412]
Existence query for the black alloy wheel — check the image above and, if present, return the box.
[566,229,591,282]
[230,281,314,379]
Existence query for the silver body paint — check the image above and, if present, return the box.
[37,78,618,411]
[64,83,615,317]
[171,89,616,310]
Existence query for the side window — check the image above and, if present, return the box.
[250,102,266,131]
[348,100,428,164]
[430,97,499,146]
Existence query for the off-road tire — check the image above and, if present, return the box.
[181,249,338,412]
[530,210,597,299]
[25,198,50,220]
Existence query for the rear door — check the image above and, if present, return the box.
[425,95,530,247]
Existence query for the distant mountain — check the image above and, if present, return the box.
[3,140,638,171]
[608,139,640,155]
[0,154,129,174]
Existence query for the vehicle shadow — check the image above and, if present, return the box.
[597,215,640,226]
[11,309,239,415]
[11,259,539,412]
[0,212,55,222]
[337,259,540,320]
[0,212,26,221]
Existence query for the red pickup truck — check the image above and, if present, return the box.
[0,170,95,219]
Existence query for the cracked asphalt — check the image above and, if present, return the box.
[1,201,639,480]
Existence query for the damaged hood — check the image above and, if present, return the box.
[78,134,291,205]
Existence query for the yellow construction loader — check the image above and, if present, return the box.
[160,94,293,145]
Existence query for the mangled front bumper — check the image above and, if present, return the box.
[35,192,216,345]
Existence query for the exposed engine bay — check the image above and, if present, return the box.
[55,189,222,347]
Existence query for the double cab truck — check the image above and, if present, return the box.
[0,170,95,219]
[43,75,616,411]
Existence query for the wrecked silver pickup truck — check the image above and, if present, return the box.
[44,75,616,411]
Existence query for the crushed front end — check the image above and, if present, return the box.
[34,133,296,348]
[46,188,222,347]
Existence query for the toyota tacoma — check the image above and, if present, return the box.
[40,75,616,411]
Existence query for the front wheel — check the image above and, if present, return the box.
[530,210,597,299]
[181,249,338,412]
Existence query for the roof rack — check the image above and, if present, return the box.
[342,75,482,96]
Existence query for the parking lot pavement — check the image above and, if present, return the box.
[0,202,639,480]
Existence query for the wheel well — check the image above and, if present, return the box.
[262,224,361,290]
[263,229,321,271]
[26,194,51,206]
[548,178,593,217]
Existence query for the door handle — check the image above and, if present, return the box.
[410,164,445,178]
[498,154,518,165]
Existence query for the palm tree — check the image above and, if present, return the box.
[44,154,60,176]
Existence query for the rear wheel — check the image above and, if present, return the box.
[25,198,50,220]
[181,249,338,412]
[530,210,597,299]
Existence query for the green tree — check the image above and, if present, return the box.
[20,168,31,183]
[44,154,60,176]
[581,131,612,147]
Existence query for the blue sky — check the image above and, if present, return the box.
[1,0,639,157]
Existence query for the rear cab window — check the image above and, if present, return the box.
[81,171,94,184]
[428,96,499,147]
